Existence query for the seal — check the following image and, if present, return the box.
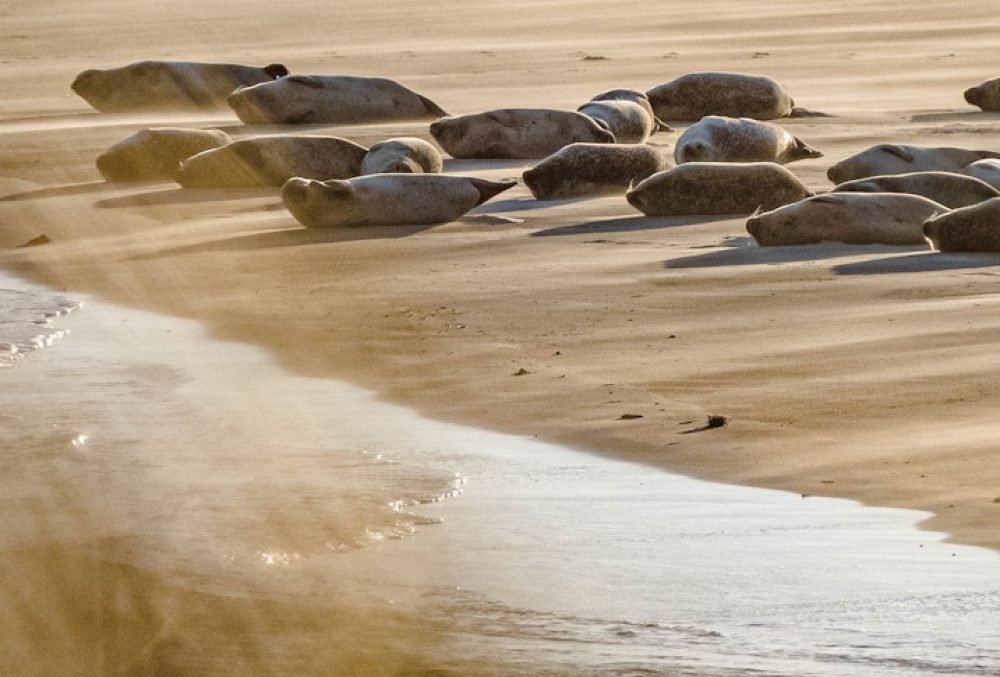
[962,159,1000,189]
[175,135,368,188]
[964,78,1000,112]
[280,174,516,228]
[746,192,948,246]
[96,128,231,182]
[831,171,999,209]
[577,100,662,144]
[625,162,813,216]
[923,197,1000,252]
[827,144,1000,184]
[429,109,615,159]
[71,61,287,112]
[227,75,447,125]
[673,116,822,165]
[646,72,796,121]
[522,143,669,199]
[361,137,443,174]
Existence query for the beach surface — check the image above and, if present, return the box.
[2,0,1000,558]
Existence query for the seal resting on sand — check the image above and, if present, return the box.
[674,116,822,165]
[923,198,1000,252]
[361,137,442,174]
[281,174,516,228]
[625,162,812,216]
[961,159,1000,190]
[522,143,668,199]
[646,72,796,121]
[176,135,368,188]
[96,128,231,182]
[827,145,1000,184]
[577,91,667,144]
[746,192,948,246]
[964,78,1000,112]
[831,171,1000,209]
[429,109,615,159]
[71,61,287,111]
[227,75,447,125]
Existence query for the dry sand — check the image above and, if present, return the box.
[2,0,1000,551]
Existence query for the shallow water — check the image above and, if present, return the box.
[0,273,997,676]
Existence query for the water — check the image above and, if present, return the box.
[0,273,997,676]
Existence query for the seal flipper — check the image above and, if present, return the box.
[791,136,823,161]
[468,178,517,206]
[879,145,915,162]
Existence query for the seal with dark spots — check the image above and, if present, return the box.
[962,159,1000,189]
[923,198,1000,252]
[625,162,813,216]
[227,75,447,125]
[746,192,948,246]
[96,128,231,182]
[523,143,668,199]
[176,135,368,188]
[429,109,615,159]
[577,100,663,144]
[831,171,999,209]
[71,61,287,112]
[827,144,1000,184]
[674,116,821,165]
[964,78,1000,112]
[646,72,797,122]
[281,174,516,228]
[361,137,442,174]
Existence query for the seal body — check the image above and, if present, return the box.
[176,135,368,188]
[522,143,668,199]
[361,137,442,174]
[923,197,1000,252]
[674,116,821,165]
[746,192,948,246]
[964,78,1000,112]
[961,159,1000,189]
[281,174,516,228]
[429,109,615,159]
[96,128,231,181]
[71,61,287,112]
[827,144,1000,184]
[831,171,999,209]
[625,162,812,216]
[227,75,447,125]
[646,72,794,122]
[577,100,659,144]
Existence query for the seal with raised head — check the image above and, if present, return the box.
[523,143,668,200]
[964,78,1000,112]
[361,137,442,174]
[577,100,662,144]
[831,171,999,209]
[227,75,447,125]
[429,109,615,159]
[71,61,287,112]
[962,159,1000,189]
[827,144,1000,184]
[625,162,813,216]
[96,128,231,182]
[923,197,1000,252]
[281,174,516,228]
[674,116,822,165]
[176,135,368,188]
[746,192,948,246]
[646,72,796,122]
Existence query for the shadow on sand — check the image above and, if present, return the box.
[533,214,729,237]
[909,110,1000,124]
[663,241,906,268]
[0,181,125,203]
[832,251,1000,275]
[97,187,279,208]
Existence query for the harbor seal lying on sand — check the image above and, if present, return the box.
[227,75,447,125]
[646,72,795,121]
[577,99,662,144]
[176,135,368,188]
[589,88,662,122]
[961,159,1000,189]
[831,171,999,209]
[674,116,822,165]
[625,162,812,216]
[281,174,516,228]
[746,192,948,246]
[827,145,1000,184]
[522,143,668,199]
[964,78,1000,112]
[361,137,442,174]
[429,109,615,159]
[923,198,1000,252]
[72,61,287,112]
[96,128,231,181]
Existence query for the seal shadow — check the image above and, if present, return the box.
[97,187,279,208]
[909,110,1000,123]
[485,196,593,214]
[664,241,897,268]
[831,251,1000,275]
[0,181,123,203]
[444,158,530,173]
[533,214,730,238]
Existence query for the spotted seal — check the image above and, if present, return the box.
[522,143,668,199]
[646,72,796,121]
[831,171,999,209]
[923,198,1000,252]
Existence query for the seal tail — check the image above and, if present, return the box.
[418,94,449,118]
[469,178,517,206]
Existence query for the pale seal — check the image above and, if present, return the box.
[175,135,368,188]
[827,144,1000,184]
[522,143,668,200]
[923,197,1000,252]
[281,175,516,228]
[360,137,442,174]
[964,78,1000,112]
[96,128,231,182]
[674,116,822,165]
[962,159,1000,189]
[831,171,999,209]
[71,61,287,112]
[625,162,813,216]
[429,109,615,159]
[646,72,795,121]
[227,75,447,125]
[746,192,948,246]
[577,100,662,144]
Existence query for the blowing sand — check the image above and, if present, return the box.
[2,0,999,551]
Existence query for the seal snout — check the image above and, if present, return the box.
[280,177,314,205]
[964,86,982,107]
[71,69,98,95]
[624,186,643,211]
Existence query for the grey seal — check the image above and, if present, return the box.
[827,144,1000,184]
[674,115,821,165]
[646,72,795,121]
[923,198,1000,252]
[831,171,999,209]
[964,78,1000,112]
[361,137,442,174]
[96,128,231,182]
[522,143,668,199]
